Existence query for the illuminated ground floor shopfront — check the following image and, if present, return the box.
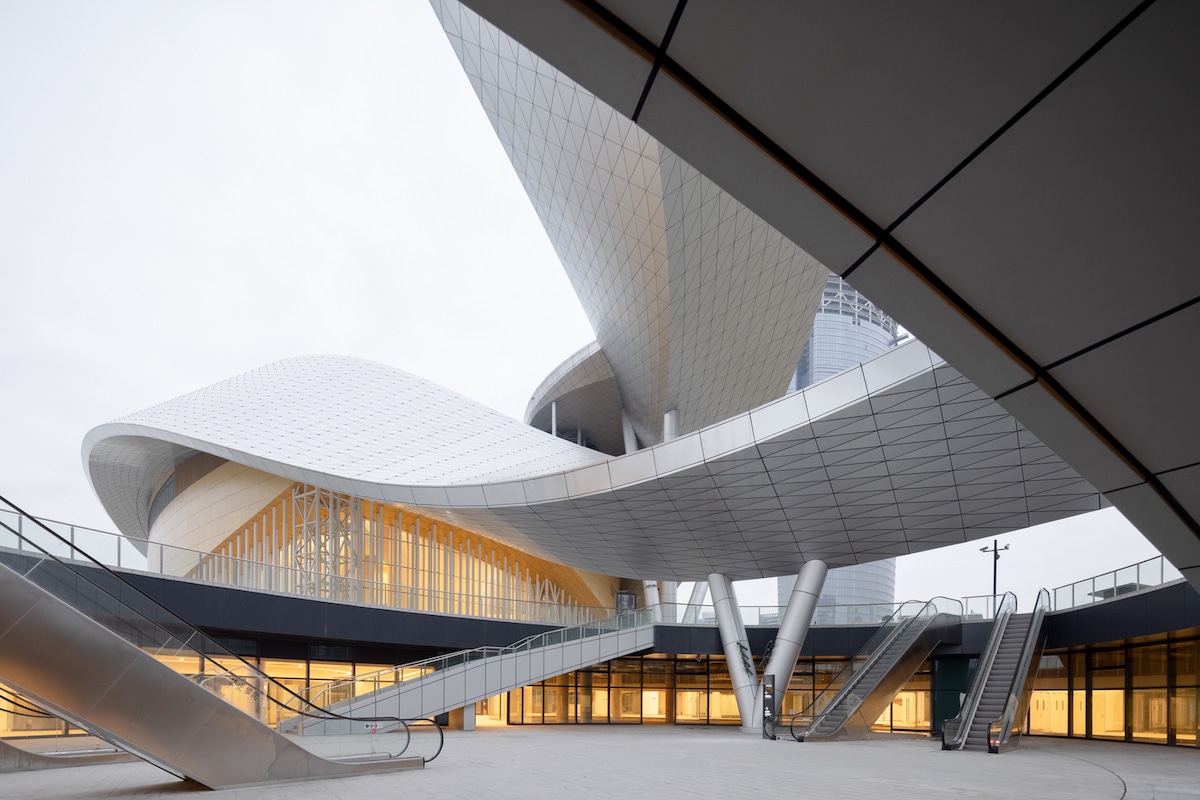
[3,639,1196,748]
[0,649,940,737]
[1030,633,1198,747]
[4,561,1195,749]
[486,653,938,733]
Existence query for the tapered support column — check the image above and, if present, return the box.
[660,580,678,622]
[708,573,756,728]
[748,560,828,732]
[621,410,638,454]
[682,581,708,623]
[643,580,662,622]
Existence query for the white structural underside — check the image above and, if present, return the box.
[84,344,1102,581]
[435,0,1200,588]
[433,0,831,447]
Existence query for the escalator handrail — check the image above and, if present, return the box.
[789,596,961,740]
[0,495,443,762]
[0,684,56,718]
[987,588,1051,753]
[784,599,924,732]
[941,592,1017,750]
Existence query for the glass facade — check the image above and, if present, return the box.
[878,662,932,733]
[500,654,931,730]
[9,625,1193,748]
[1030,636,1198,746]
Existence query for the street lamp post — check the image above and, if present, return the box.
[980,539,1010,598]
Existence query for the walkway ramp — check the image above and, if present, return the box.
[791,598,962,741]
[0,501,431,789]
[286,612,656,734]
[944,590,1050,753]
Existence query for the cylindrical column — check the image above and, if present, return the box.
[643,580,661,622]
[755,560,828,727]
[663,409,679,441]
[660,580,678,623]
[551,401,557,437]
[708,573,756,729]
[681,581,708,624]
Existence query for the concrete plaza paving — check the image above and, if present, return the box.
[1,726,1196,799]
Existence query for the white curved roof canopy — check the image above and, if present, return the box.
[85,347,1102,581]
[524,341,626,455]
[434,1,830,447]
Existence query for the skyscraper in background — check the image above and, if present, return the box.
[779,274,901,616]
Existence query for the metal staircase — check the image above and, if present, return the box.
[285,610,656,734]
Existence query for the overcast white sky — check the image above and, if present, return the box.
[0,0,1162,611]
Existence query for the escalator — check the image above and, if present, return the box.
[790,598,962,741]
[285,610,657,734]
[943,589,1050,753]
[0,496,440,789]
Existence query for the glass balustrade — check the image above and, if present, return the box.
[786,596,963,739]
[0,496,443,763]
[1052,555,1183,610]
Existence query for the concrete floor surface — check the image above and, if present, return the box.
[1,727,1196,799]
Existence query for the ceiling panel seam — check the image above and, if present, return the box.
[866,0,1158,244]
[565,0,883,244]
[1041,292,1200,372]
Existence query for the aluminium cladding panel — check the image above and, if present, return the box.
[464,660,491,703]
[438,2,828,444]
[93,343,1100,582]
[84,355,611,541]
[535,642,565,679]
[441,668,467,717]
[848,249,1034,400]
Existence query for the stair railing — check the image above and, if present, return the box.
[280,605,657,729]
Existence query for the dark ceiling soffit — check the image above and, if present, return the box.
[557,0,1195,543]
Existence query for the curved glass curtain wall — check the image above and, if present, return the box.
[3,492,607,627]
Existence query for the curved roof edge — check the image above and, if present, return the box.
[84,343,1103,579]
[83,354,611,540]
[524,341,612,425]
